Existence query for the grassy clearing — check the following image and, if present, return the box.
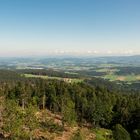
[103,75,118,81]
[24,74,83,83]
[103,74,140,82]
[96,68,119,73]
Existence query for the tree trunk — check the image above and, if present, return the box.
[22,99,25,110]
[42,94,46,110]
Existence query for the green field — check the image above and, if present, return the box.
[103,74,140,82]
[96,68,119,74]
[24,74,83,83]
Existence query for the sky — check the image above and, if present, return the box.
[0,0,140,57]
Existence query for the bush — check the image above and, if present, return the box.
[113,124,131,140]
[132,129,140,140]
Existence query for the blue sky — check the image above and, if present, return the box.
[0,0,140,56]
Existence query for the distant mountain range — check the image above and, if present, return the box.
[0,55,140,69]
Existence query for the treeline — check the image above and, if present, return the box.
[17,68,107,78]
[17,69,82,78]
[0,73,140,139]
[75,70,106,76]
[0,70,24,81]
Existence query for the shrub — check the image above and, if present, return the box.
[113,124,131,140]
[71,129,84,140]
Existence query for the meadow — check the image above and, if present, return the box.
[24,74,83,83]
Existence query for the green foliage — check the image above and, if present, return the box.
[2,100,24,138]
[61,93,77,126]
[113,124,131,140]
[132,129,140,140]
[2,100,39,139]
[0,70,140,139]
[94,128,114,140]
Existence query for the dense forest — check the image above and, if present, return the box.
[0,70,140,140]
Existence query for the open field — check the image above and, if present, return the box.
[96,68,119,73]
[103,74,140,82]
[0,56,140,83]
[24,74,83,83]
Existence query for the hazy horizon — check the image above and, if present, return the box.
[0,0,140,57]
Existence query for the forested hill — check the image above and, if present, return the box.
[0,70,23,81]
[0,70,140,140]
[85,78,140,94]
